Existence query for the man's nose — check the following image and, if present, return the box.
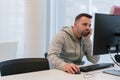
[86,26,90,29]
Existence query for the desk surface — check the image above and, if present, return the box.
[1,67,120,80]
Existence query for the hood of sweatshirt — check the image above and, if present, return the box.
[61,26,79,42]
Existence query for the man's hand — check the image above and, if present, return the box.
[83,28,92,39]
[63,63,80,74]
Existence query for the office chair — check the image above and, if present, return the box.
[44,52,48,58]
[110,6,120,15]
[0,58,49,76]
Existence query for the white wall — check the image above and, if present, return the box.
[24,0,48,58]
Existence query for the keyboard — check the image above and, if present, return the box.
[80,63,114,72]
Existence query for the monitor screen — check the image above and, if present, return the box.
[93,13,120,55]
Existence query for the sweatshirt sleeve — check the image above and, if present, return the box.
[83,38,100,64]
[47,31,67,70]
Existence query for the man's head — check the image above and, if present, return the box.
[73,13,92,38]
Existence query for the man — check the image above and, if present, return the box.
[47,13,100,74]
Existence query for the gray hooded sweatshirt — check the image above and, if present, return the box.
[47,26,100,70]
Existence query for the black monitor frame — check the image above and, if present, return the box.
[93,13,120,55]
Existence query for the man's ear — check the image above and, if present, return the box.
[74,22,77,27]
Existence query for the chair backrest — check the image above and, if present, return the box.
[44,52,48,58]
[0,58,49,76]
[110,6,120,15]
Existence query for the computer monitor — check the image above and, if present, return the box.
[93,13,120,55]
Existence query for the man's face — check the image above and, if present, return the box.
[75,16,91,37]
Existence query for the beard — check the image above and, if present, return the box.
[76,26,90,37]
[81,30,90,36]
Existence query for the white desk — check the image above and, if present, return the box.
[0,67,120,80]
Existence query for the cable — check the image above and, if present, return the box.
[109,51,120,67]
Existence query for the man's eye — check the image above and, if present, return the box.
[83,23,88,26]
[83,23,91,27]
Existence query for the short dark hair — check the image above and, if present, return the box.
[75,13,92,22]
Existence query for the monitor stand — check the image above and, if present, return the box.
[106,44,120,76]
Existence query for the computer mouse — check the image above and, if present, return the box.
[75,70,81,74]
